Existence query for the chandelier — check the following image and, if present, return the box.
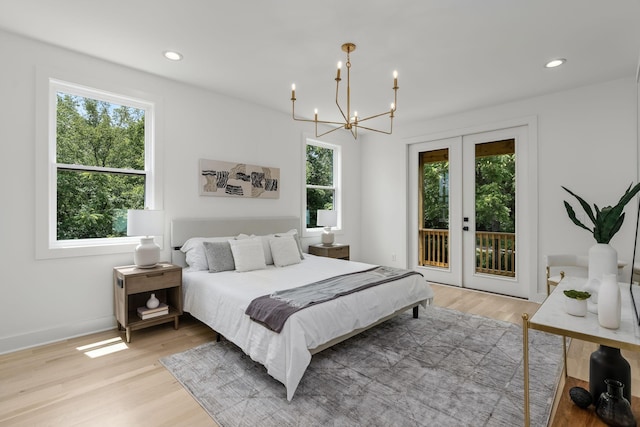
[291,42,398,140]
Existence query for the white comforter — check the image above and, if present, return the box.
[182,254,434,400]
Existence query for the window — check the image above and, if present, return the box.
[304,138,341,231]
[37,76,158,257]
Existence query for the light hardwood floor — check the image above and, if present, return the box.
[1,283,638,426]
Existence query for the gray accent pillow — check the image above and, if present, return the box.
[203,241,235,273]
[180,236,234,271]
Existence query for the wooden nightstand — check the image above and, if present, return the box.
[308,243,350,260]
[113,262,182,343]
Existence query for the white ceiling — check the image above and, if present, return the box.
[1,0,639,128]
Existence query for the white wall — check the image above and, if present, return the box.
[0,30,361,353]
[2,27,636,352]
[361,78,639,300]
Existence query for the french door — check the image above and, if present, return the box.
[409,126,531,298]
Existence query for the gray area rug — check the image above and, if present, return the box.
[160,305,563,426]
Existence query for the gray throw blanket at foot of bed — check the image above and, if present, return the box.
[245,266,422,332]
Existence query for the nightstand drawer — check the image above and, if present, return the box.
[125,270,181,294]
[309,244,350,260]
[330,246,349,259]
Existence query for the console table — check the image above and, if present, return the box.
[522,276,640,426]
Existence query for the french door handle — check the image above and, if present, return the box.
[463,226,469,231]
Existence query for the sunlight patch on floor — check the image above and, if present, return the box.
[76,337,128,358]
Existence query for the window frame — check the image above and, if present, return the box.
[302,136,342,237]
[35,69,162,259]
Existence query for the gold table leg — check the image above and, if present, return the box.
[562,336,568,378]
[522,313,530,427]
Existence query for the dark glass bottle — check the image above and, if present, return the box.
[590,345,631,402]
[596,379,636,427]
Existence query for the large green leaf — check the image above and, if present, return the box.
[562,186,596,224]
[563,201,592,233]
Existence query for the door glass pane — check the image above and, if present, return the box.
[474,140,516,277]
[419,149,449,268]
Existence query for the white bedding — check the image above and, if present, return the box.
[182,254,434,400]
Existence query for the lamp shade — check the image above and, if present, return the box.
[317,210,337,227]
[127,209,163,268]
[127,209,164,237]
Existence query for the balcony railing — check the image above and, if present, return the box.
[475,231,516,277]
[419,229,516,277]
[419,228,449,267]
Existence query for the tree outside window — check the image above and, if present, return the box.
[305,140,339,229]
[55,90,148,241]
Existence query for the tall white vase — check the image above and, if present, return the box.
[585,243,618,314]
[598,273,621,329]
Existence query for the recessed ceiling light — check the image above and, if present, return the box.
[163,51,183,61]
[545,58,566,68]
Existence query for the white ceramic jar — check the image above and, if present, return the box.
[598,273,621,329]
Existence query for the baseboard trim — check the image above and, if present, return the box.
[0,316,116,355]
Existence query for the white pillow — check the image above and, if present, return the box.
[228,237,267,272]
[181,236,234,271]
[260,234,276,265]
[275,229,304,260]
[236,233,275,265]
[235,233,255,240]
[269,236,302,267]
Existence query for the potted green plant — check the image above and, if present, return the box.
[563,289,591,316]
[562,183,640,244]
[562,183,640,313]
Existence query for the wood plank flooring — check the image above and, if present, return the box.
[1,283,638,426]
[551,377,640,427]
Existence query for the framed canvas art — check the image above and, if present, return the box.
[199,159,280,199]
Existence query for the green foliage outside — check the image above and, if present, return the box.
[475,154,515,233]
[56,93,146,240]
[422,153,515,233]
[422,161,449,229]
[306,144,334,228]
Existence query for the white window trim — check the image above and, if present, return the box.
[35,67,164,259]
[301,136,342,237]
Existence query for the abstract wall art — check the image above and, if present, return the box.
[199,159,280,199]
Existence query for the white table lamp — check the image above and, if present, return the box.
[127,209,164,268]
[317,209,337,246]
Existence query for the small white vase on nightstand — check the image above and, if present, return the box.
[146,293,160,309]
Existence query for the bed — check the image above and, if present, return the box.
[171,217,434,400]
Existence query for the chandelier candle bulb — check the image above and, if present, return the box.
[314,109,318,121]
[393,70,398,88]
[336,62,342,80]
[291,84,295,100]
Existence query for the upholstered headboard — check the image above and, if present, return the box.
[170,216,301,267]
